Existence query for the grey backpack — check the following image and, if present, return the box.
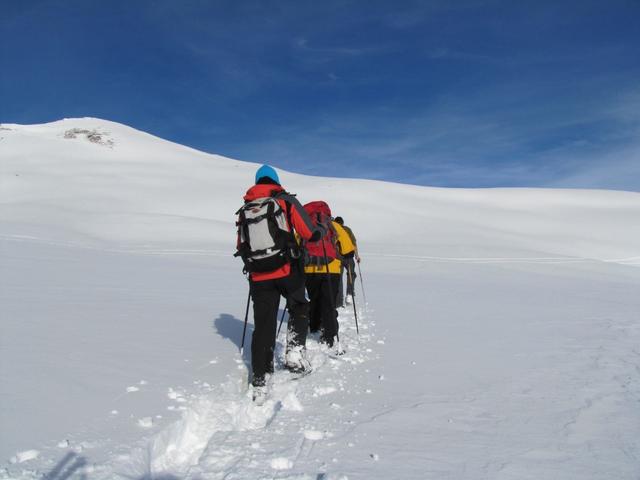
[234,196,292,272]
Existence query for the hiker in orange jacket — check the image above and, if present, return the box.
[235,165,324,400]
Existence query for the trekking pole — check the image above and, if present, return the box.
[347,264,360,335]
[277,301,287,337]
[240,285,251,355]
[356,259,366,304]
[321,235,340,345]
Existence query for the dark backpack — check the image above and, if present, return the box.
[303,201,338,266]
[235,194,293,273]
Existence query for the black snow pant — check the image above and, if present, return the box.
[306,273,340,347]
[336,258,356,307]
[344,257,357,296]
[249,265,309,386]
[336,272,345,308]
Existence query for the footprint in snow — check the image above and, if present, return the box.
[304,430,325,440]
[137,417,153,428]
[281,391,304,411]
[313,386,337,396]
[270,457,293,470]
[10,450,40,464]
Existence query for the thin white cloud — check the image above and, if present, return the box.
[233,81,640,190]
[293,37,385,57]
[544,143,640,191]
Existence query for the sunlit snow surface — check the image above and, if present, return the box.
[1,119,639,479]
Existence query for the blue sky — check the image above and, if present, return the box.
[2,0,639,190]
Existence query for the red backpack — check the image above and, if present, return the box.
[303,201,338,265]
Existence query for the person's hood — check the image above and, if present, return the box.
[243,183,285,202]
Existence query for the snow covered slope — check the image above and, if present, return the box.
[1,119,639,479]
[2,118,639,260]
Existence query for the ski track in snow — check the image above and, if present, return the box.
[372,252,640,265]
[68,307,375,480]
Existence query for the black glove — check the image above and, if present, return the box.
[309,223,326,242]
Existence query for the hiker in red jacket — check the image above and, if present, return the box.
[235,165,324,401]
[303,202,355,353]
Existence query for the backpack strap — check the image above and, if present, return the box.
[273,191,294,232]
[278,192,317,235]
[327,221,342,260]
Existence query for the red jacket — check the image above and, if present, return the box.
[241,184,319,281]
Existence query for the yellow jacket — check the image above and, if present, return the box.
[305,221,355,274]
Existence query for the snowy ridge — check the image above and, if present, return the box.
[2,118,639,261]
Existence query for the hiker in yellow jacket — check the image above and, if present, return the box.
[302,201,355,353]
[334,216,361,306]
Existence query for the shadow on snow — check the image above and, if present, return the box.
[212,308,288,372]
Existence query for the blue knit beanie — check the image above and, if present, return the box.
[255,164,280,185]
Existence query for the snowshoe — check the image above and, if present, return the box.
[284,346,311,373]
[252,385,268,406]
[286,367,312,381]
